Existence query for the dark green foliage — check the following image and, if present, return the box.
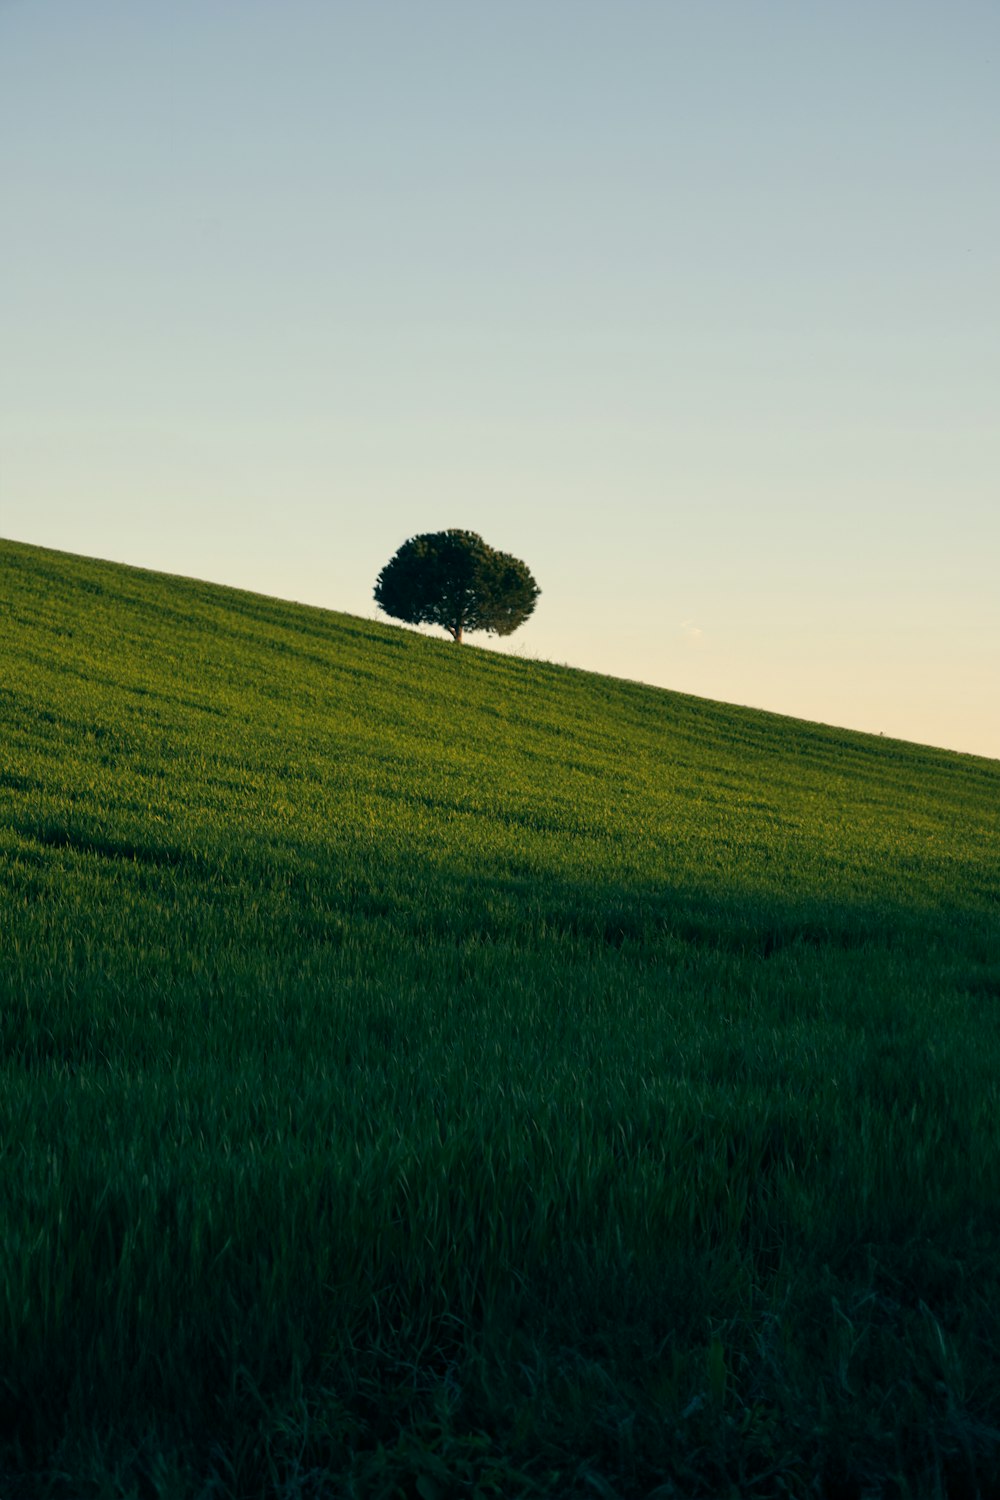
[1,537,1000,1498]
[374,528,540,640]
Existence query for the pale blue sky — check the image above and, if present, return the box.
[2,1,998,757]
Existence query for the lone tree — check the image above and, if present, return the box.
[374,529,540,643]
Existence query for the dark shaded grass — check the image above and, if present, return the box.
[5,854,999,1496]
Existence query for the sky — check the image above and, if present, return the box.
[2,0,998,759]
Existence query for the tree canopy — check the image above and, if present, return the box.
[374,530,540,643]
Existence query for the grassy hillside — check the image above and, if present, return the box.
[2,536,999,1499]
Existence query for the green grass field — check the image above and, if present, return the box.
[2,536,999,1499]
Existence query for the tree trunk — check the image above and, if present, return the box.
[448,624,463,642]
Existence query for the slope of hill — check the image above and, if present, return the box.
[2,537,999,1498]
